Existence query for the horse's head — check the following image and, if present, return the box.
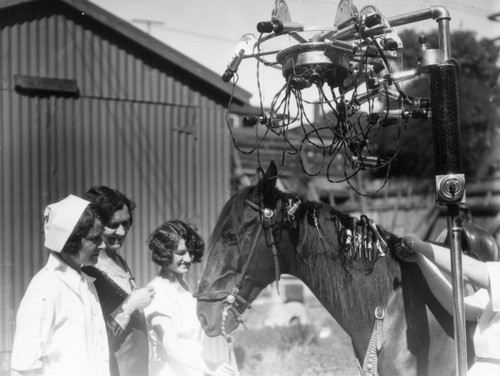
[196,161,294,336]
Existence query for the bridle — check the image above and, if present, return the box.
[195,196,294,337]
[195,191,390,374]
[194,192,302,374]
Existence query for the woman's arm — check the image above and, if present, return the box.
[414,253,484,320]
[403,234,491,289]
[11,283,55,374]
[102,286,155,350]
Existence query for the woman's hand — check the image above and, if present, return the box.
[123,285,155,314]
[394,234,422,263]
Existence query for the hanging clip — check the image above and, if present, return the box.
[344,228,353,258]
[312,207,322,239]
[366,218,387,257]
[285,197,301,228]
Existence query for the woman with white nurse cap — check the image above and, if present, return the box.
[11,194,110,376]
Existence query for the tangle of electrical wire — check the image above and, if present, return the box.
[225,30,410,197]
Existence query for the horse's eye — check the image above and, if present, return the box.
[224,230,238,245]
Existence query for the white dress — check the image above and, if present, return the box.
[11,253,109,376]
[144,276,228,376]
[466,262,500,376]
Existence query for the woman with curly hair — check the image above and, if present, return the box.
[144,220,238,376]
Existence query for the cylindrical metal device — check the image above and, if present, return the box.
[430,64,461,175]
[430,63,468,376]
[276,42,350,88]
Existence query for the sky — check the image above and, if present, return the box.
[90,0,499,106]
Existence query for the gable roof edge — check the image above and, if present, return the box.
[0,0,252,105]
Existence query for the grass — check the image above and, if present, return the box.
[232,293,359,376]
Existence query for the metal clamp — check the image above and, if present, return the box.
[435,173,466,204]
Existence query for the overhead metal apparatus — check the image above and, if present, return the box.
[221,1,467,374]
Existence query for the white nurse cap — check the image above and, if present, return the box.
[43,194,90,252]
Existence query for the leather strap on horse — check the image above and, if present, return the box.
[357,306,384,376]
[263,219,281,294]
[220,302,240,373]
[196,198,282,337]
[245,199,281,293]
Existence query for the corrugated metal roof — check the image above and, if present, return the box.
[0,0,252,104]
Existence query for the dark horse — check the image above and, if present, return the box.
[196,162,476,376]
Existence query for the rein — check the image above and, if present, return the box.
[357,307,385,376]
[245,199,282,291]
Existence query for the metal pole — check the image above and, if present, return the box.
[448,205,468,376]
[418,10,467,372]
[430,61,468,375]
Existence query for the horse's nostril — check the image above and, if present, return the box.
[198,314,208,329]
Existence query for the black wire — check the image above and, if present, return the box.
[223,23,416,197]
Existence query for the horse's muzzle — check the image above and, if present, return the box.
[197,300,241,337]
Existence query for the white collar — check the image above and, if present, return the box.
[45,253,95,295]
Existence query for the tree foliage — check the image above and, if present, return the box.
[374,29,500,181]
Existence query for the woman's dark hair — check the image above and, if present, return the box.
[62,204,101,256]
[148,220,204,267]
[84,186,136,225]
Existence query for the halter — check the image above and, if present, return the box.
[196,191,393,374]
[195,197,286,338]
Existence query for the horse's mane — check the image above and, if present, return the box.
[291,196,402,322]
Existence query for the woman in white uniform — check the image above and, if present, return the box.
[11,195,109,376]
[144,220,238,376]
[398,233,500,375]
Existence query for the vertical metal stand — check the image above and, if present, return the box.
[430,61,467,375]
[448,205,467,376]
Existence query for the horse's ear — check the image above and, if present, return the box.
[255,161,279,207]
[264,160,278,180]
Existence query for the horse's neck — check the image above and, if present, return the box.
[293,266,378,334]
[286,231,400,352]
[280,214,458,375]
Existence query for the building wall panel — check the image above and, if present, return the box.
[0,3,232,365]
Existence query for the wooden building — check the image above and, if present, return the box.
[0,0,251,368]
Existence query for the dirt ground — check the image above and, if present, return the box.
[233,289,358,376]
